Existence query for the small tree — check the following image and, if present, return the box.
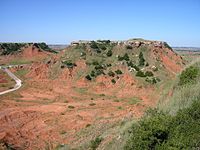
[139,52,145,66]
[123,53,130,61]
[108,71,115,77]
[85,75,92,81]
[90,41,98,49]
[115,69,123,75]
[179,66,199,85]
[111,79,116,84]
[126,45,133,49]
[136,70,146,77]
[106,50,113,57]
[145,71,154,77]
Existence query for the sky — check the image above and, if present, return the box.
[0,0,200,46]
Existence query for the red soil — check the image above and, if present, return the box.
[151,47,184,73]
[0,45,184,149]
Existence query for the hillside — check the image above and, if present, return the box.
[0,39,186,149]
[124,62,200,150]
[0,42,55,55]
[0,43,56,65]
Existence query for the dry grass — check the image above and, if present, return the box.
[158,61,200,115]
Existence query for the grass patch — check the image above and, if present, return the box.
[15,69,28,78]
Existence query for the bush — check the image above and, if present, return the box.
[127,61,134,67]
[126,45,133,49]
[90,69,104,78]
[68,105,75,109]
[90,70,96,77]
[94,64,104,70]
[63,60,76,68]
[125,100,200,149]
[106,50,113,57]
[139,52,145,66]
[85,75,92,81]
[95,69,104,76]
[133,65,140,71]
[97,40,111,44]
[127,61,140,71]
[123,53,130,61]
[145,71,154,77]
[118,53,130,61]
[98,44,107,50]
[111,79,116,84]
[136,70,146,77]
[90,41,98,49]
[115,69,123,75]
[90,137,103,150]
[92,61,99,66]
[108,71,115,77]
[145,77,157,84]
[0,43,26,55]
[179,66,199,86]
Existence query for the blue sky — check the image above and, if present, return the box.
[0,0,200,46]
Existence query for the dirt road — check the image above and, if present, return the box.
[0,67,22,95]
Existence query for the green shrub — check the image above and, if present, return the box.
[90,70,96,77]
[115,69,123,75]
[125,100,200,149]
[136,70,146,77]
[139,52,145,66]
[179,66,199,86]
[145,71,154,77]
[68,105,75,109]
[90,137,103,150]
[0,43,26,55]
[95,69,104,76]
[123,53,130,61]
[92,61,99,66]
[98,44,107,50]
[133,65,140,71]
[90,41,98,49]
[85,75,92,81]
[94,64,104,70]
[126,45,133,49]
[118,53,130,61]
[63,60,76,68]
[127,61,134,67]
[145,77,157,84]
[106,50,113,57]
[97,40,111,44]
[127,62,140,71]
[111,79,116,84]
[108,71,115,77]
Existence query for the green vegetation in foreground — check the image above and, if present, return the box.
[124,101,200,149]
[125,62,200,149]
[179,65,199,86]
[89,137,103,150]
[159,62,200,114]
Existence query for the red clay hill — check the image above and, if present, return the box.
[0,43,56,65]
[0,39,185,149]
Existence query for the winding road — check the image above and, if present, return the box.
[0,67,22,95]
